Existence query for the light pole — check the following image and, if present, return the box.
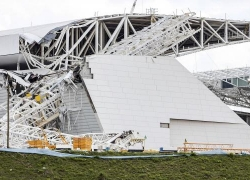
[6,74,9,148]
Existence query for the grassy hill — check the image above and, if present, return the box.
[1,151,250,180]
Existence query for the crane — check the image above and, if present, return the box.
[130,0,137,14]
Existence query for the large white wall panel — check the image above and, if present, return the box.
[84,55,250,149]
[170,120,250,148]
[0,34,19,56]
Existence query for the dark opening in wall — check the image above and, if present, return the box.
[160,123,170,128]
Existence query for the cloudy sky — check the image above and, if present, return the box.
[1,0,250,72]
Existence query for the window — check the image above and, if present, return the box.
[160,123,170,128]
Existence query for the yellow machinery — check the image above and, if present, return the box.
[27,140,56,150]
[73,137,92,151]
[27,128,63,150]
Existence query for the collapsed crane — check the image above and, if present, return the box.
[0,12,198,151]
[0,64,145,151]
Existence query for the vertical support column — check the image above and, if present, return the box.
[225,20,228,43]
[100,22,104,50]
[124,16,128,39]
[176,43,179,56]
[71,28,74,59]
[76,28,79,56]
[41,44,45,64]
[17,61,20,70]
[200,19,204,49]
[65,27,69,70]
[249,24,250,38]
[6,75,9,148]
[95,20,99,54]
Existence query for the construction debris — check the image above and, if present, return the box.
[3,10,249,152]
[0,62,145,151]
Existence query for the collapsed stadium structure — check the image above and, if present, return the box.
[1,10,250,151]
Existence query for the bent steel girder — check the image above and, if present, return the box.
[102,12,199,55]
[0,67,144,150]
[4,12,250,149]
[0,70,78,148]
[20,13,250,70]
[103,13,250,56]
[20,14,154,70]
[1,123,74,148]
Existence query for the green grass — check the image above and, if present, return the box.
[59,150,173,156]
[1,152,250,180]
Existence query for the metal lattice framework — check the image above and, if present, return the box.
[0,68,145,150]
[0,70,78,148]
[80,131,145,151]
[2,11,250,149]
[102,12,199,55]
[103,13,250,56]
[18,12,250,70]
[194,67,250,108]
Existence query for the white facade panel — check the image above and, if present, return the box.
[170,119,250,148]
[0,34,19,56]
[84,55,250,150]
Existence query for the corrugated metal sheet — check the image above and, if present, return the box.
[61,83,102,135]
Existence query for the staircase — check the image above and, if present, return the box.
[61,63,103,135]
[80,62,93,79]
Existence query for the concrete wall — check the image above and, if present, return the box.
[170,119,250,148]
[84,55,250,150]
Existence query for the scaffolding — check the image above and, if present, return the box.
[178,142,250,154]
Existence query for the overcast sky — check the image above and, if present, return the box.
[1,0,250,72]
